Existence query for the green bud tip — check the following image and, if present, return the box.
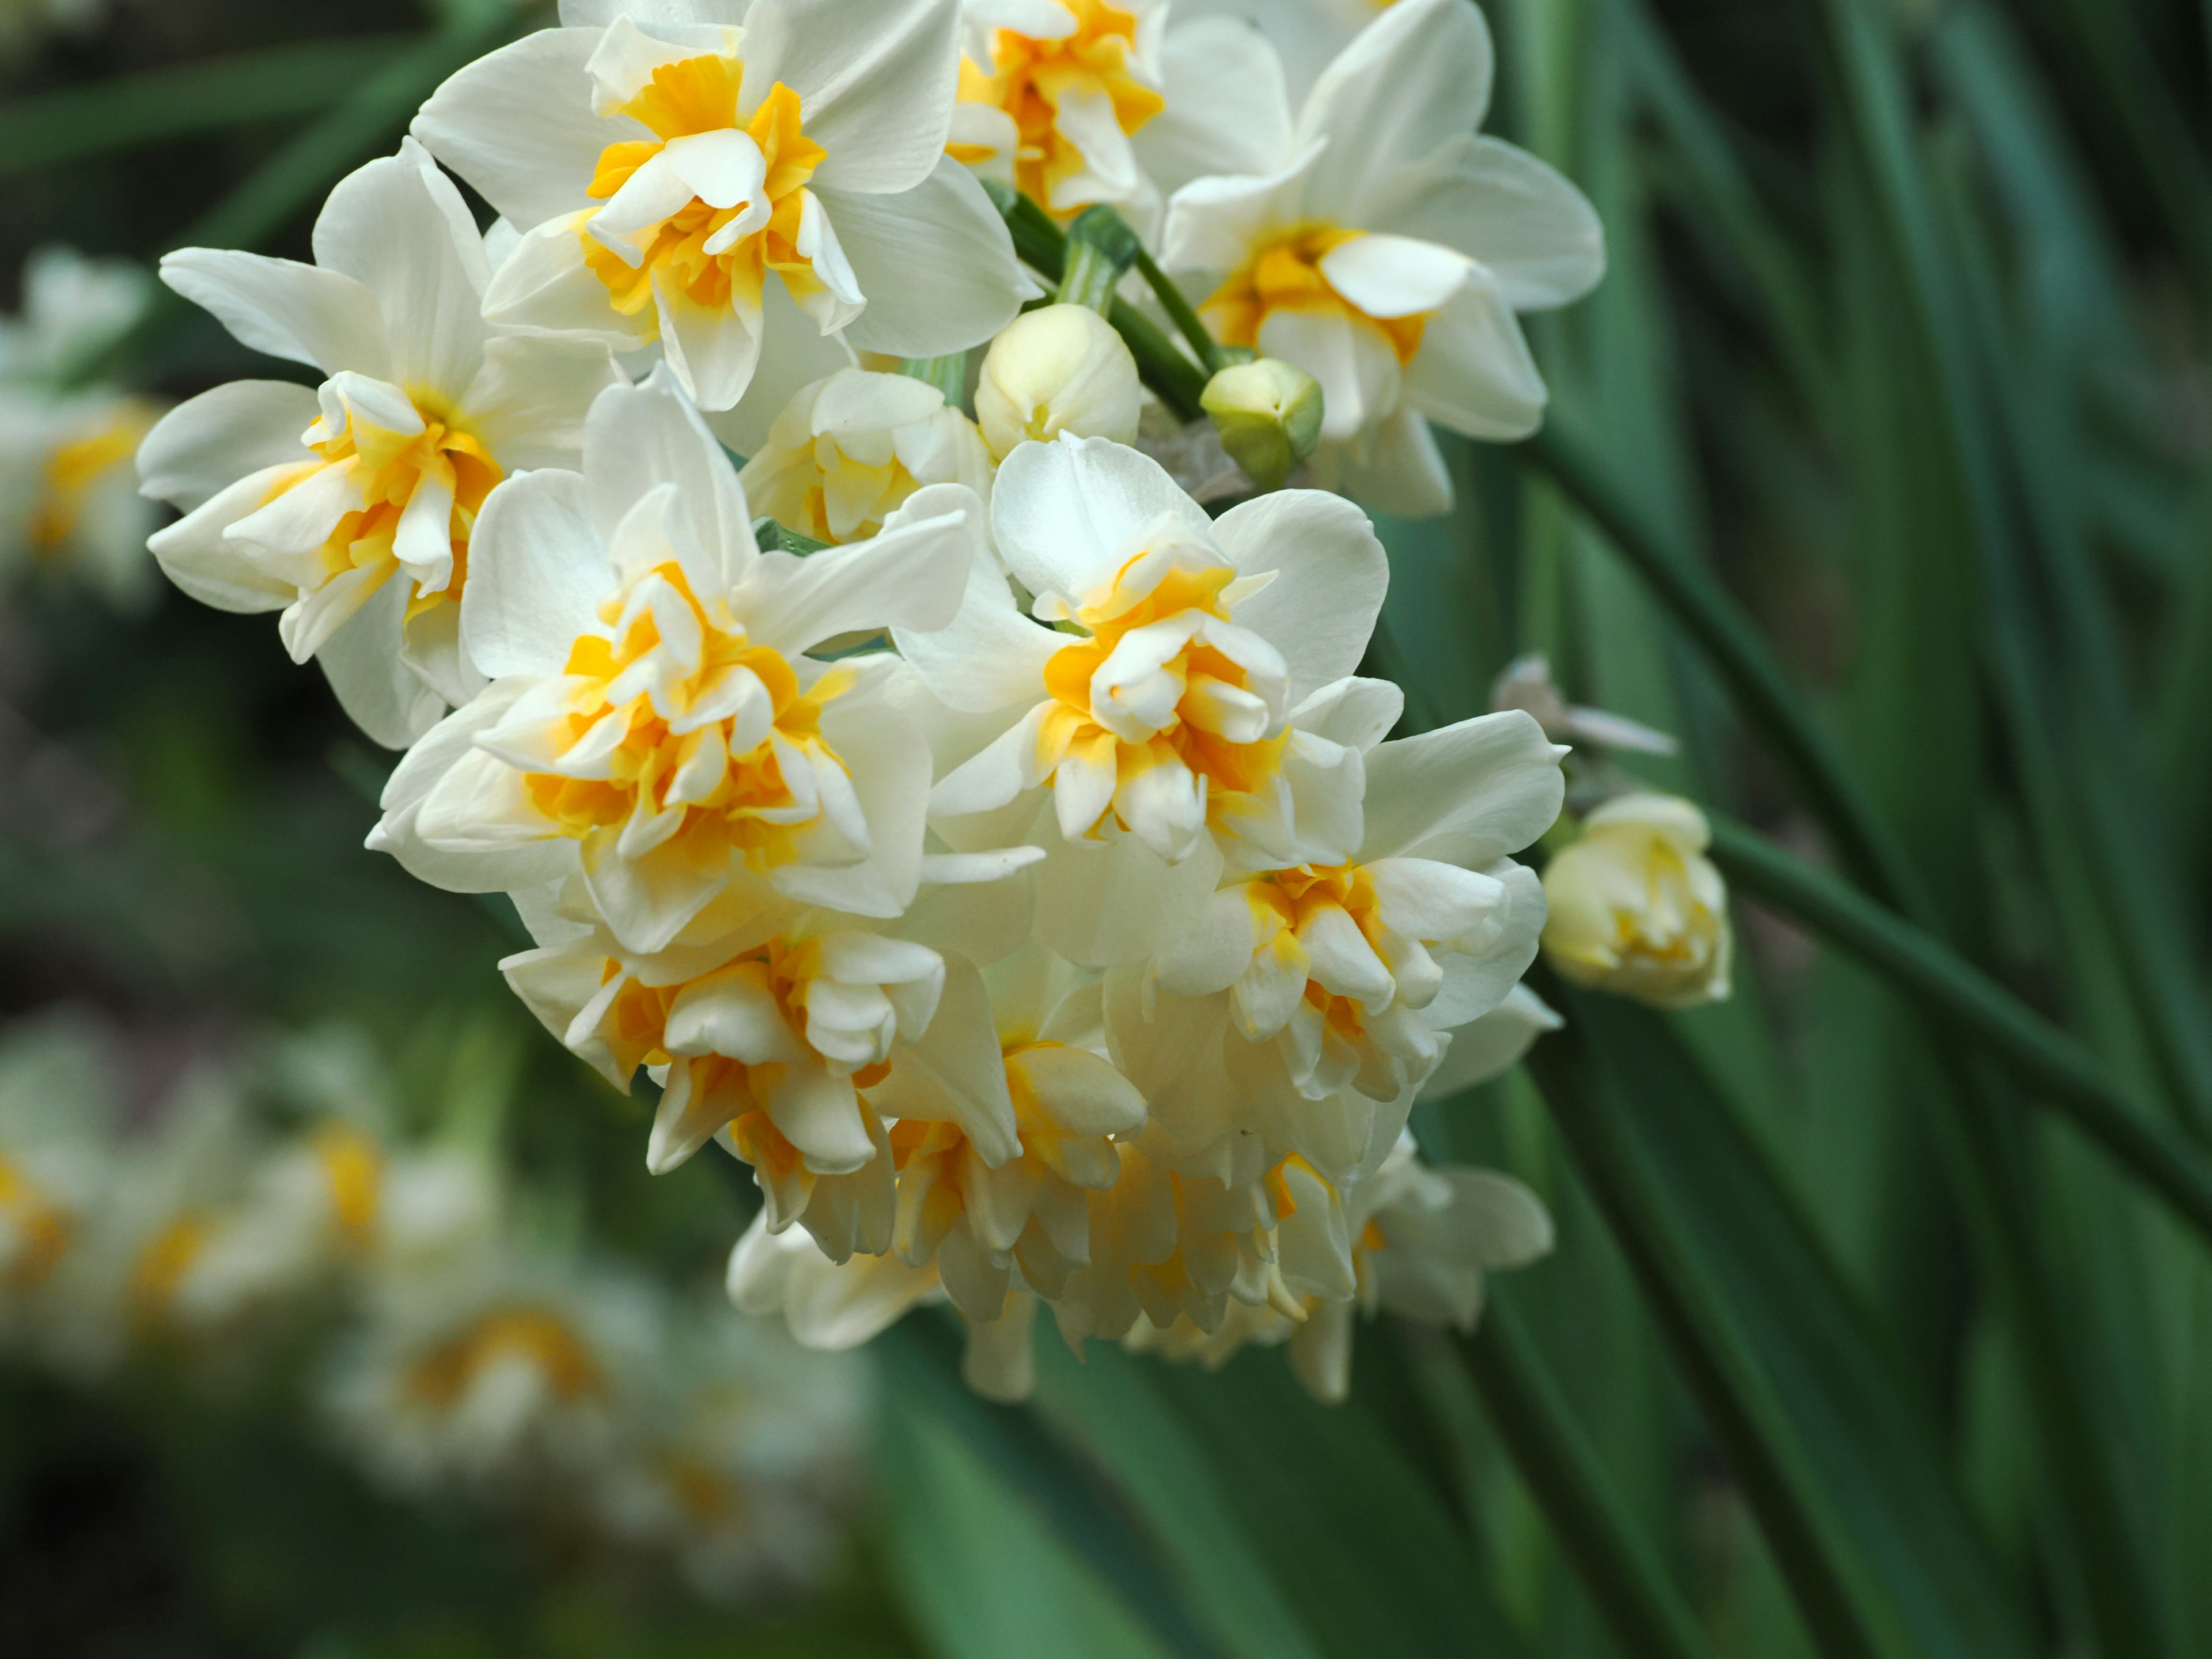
[1200,357,1325,491]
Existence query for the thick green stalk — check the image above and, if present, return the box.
[979,180,1209,418]
[899,353,969,405]
[1462,1299,1721,1659]
[1709,815,2212,1251]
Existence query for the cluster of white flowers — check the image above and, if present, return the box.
[0,1013,866,1601]
[135,0,1612,1404]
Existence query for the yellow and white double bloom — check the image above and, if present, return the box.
[1542,791,1733,1009]
[897,431,1389,968]
[140,141,620,747]
[414,0,1029,419]
[1161,0,1604,516]
[948,0,1300,230]
[1107,699,1565,1169]
[368,370,982,958]
[740,366,995,546]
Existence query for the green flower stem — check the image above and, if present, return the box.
[980,180,1209,419]
[1708,813,2212,1252]
[1515,424,1925,918]
[1059,204,1143,312]
[899,354,969,405]
[1461,1299,1721,1659]
[752,518,828,556]
[1130,243,1230,375]
[0,35,415,179]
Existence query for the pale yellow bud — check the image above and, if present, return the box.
[975,303,1142,461]
[1201,357,1324,490]
[1540,794,1732,1009]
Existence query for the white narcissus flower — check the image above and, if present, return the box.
[1286,1133,1552,1402]
[1107,703,1565,1159]
[367,370,980,958]
[973,302,1141,461]
[501,904,1025,1260]
[874,943,1146,1320]
[1162,0,1603,516]
[138,141,620,745]
[897,433,1388,965]
[1541,791,1733,1009]
[948,0,1293,226]
[740,367,994,545]
[414,0,1028,415]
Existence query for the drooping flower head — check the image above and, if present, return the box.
[1541,792,1733,1008]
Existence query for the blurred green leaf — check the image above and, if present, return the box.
[1525,984,2036,1659]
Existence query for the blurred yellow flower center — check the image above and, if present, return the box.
[522,562,853,872]
[404,1308,603,1408]
[131,1214,209,1324]
[0,1158,72,1293]
[956,0,1163,208]
[310,1123,383,1252]
[584,59,827,327]
[31,403,154,555]
[1037,558,1287,838]
[1206,226,1429,367]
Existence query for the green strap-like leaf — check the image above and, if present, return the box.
[1462,1296,1720,1659]
[1525,986,2037,1659]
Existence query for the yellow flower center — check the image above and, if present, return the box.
[1036,558,1288,839]
[31,403,155,556]
[1206,225,1429,367]
[1252,861,1387,1039]
[955,0,1164,209]
[522,561,853,873]
[403,1308,603,1408]
[0,1158,72,1293]
[584,59,827,329]
[267,392,501,619]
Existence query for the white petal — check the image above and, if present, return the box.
[411,28,608,229]
[459,335,621,473]
[147,466,304,613]
[892,536,1063,714]
[461,469,610,679]
[1419,984,1559,1100]
[817,160,1027,357]
[656,271,763,412]
[319,577,445,748]
[136,381,317,514]
[1317,232,1474,319]
[737,0,959,196]
[990,432,1211,602]
[1401,270,1547,442]
[583,364,752,577]
[159,249,388,378]
[1212,488,1387,700]
[1359,710,1565,865]
[736,481,975,653]
[1297,0,1492,209]
[1138,17,1293,200]
[479,211,646,348]
[1376,135,1604,312]
[312,138,492,397]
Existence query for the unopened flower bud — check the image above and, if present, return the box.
[1540,794,1732,1009]
[975,303,1141,461]
[1201,357,1323,490]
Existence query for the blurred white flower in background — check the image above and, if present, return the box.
[0,247,164,607]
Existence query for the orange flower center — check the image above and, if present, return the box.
[1036,559,1288,839]
[521,561,852,873]
[584,60,827,329]
[404,1308,603,1408]
[0,1158,72,1293]
[955,0,1163,209]
[1206,225,1429,368]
